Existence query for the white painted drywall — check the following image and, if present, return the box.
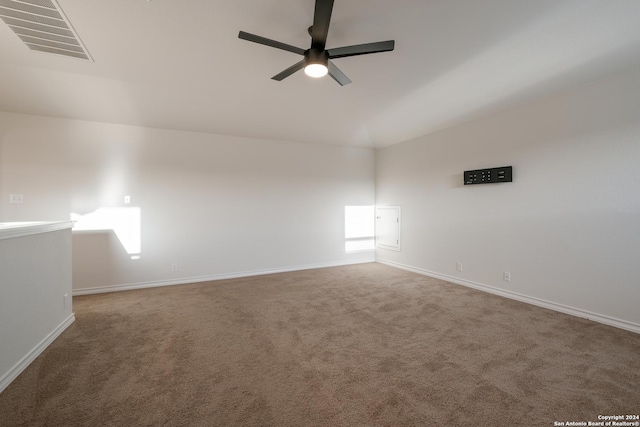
[376,68,640,329]
[0,113,375,291]
[0,224,74,392]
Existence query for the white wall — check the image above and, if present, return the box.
[0,113,375,292]
[376,68,640,331]
[0,224,74,392]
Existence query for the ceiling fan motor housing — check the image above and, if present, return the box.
[305,49,329,67]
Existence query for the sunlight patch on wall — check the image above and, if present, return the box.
[345,205,375,252]
[71,207,141,259]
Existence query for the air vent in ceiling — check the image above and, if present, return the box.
[0,0,92,61]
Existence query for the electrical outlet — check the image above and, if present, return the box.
[456,262,463,272]
[9,193,24,204]
[63,293,70,309]
[503,272,512,282]
[171,263,178,272]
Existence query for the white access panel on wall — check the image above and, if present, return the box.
[376,206,401,251]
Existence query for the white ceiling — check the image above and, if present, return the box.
[1,0,640,148]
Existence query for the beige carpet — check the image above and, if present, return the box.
[1,263,638,426]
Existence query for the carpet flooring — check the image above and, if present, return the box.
[1,263,639,426]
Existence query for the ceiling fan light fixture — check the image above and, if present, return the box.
[304,49,329,78]
[304,63,328,78]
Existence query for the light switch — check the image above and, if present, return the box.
[464,166,512,185]
[124,196,131,204]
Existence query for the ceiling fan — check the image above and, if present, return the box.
[238,0,395,86]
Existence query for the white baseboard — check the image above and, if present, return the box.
[0,313,75,394]
[73,257,375,296]
[377,259,640,335]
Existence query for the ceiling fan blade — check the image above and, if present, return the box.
[272,60,306,81]
[238,31,305,56]
[311,0,334,50]
[327,40,395,59]
[328,60,352,86]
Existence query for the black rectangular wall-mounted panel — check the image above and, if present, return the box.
[464,166,512,185]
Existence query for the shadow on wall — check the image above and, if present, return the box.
[71,207,141,258]
[71,207,141,290]
[72,230,133,290]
